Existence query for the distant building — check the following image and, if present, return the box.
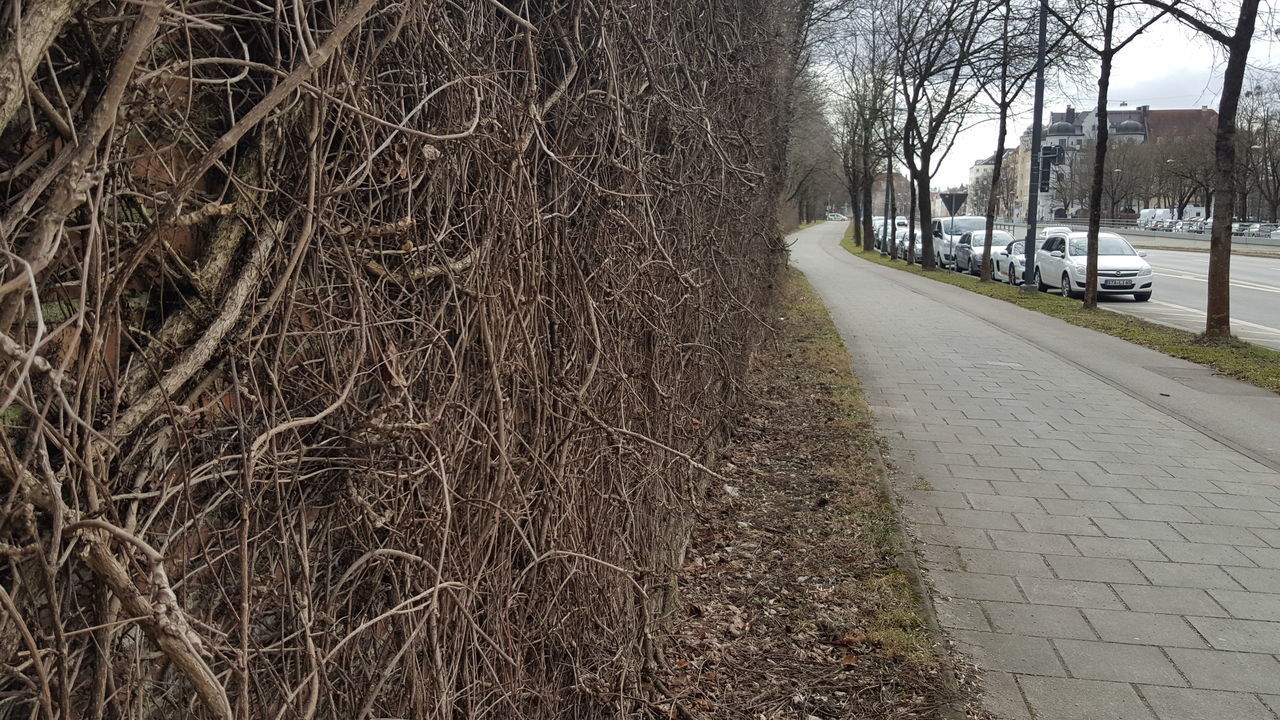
[994,105,1219,220]
[870,171,910,216]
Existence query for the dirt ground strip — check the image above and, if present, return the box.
[663,269,985,719]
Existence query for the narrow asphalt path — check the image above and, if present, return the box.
[790,222,1280,720]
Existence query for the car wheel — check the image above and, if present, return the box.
[1133,291,1151,302]
[1007,266,1019,285]
[970,260,981,277]
[1035,269,1047,292]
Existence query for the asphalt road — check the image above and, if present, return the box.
[1112,249,1280,350]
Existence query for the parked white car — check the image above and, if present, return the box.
[1034,231,1152,301]
[826,212,848,221]
[993,238,1039,285]
[930,216,988,269]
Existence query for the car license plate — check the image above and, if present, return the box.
[1103,279,1134,288]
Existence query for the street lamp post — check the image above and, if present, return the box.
[1020,0,1049,293]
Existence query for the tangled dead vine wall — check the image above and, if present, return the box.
[0,0,802,717]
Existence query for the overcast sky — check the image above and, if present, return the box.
[932,16,1280,189]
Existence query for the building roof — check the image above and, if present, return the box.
[1047,121,1076,135]
[1145,108,1217,139]
[1116,119,1144,133]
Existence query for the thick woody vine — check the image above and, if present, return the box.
[0,1,800,717]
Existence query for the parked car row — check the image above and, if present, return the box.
[1135,218,1280,238]
[1143,218,1208,233]
[983,230,1153,301]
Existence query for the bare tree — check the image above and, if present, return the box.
[1047,0,1167,307]
[894,0,999,270]
[1140,0,1262,337]
[972,0,1065,280]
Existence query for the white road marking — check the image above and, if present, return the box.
[1144,299,1280,337]
[1153,269,1280,294]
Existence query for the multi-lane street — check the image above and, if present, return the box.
[1107,249,1280,350]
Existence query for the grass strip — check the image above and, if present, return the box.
[839,226,1280,393]
[668,267,973,718]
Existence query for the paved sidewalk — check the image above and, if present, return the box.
[790,223,1280,720]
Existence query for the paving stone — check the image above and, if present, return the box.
[1154,541,1255,567]
[989,481,1066,499]
[967,493,1046,514]
[1040,498,1122,518]
[926,475,996,494]
[1114,585,1229,616]
[1084,609,1208,648]
[1062,485,1139,503]
[973,454,1040,469]
[981,601,1095,640]
[1239,546,1280,569]
[949,464,1017,481]
[1071,536,1167,561]
[1134,561,1245,590]
[1167,648,1280,693]
[1015,514,1101,536]
[1202,493,1280,512]
[930,570,1023,602]
[915,524,993,549]
[951,630,1064,675]
[919,545,963,570]
[901,506,943,526]
[1054,638,1186,686]
[1080,473,1157,490]
[1132,489,1214,507]
[903,490,971,508]
[960,548,1053,578]
[1018,577,1123,609]
[934,597,989,631]
[1094,518,1183,541]
[989,530,1080,556]
[1208,589,1280,621]
[1171,523,1271,548]
[1013,468,1088,485]
[1249,527,1280,548]
[1186,615,1280,653]
[1222,566,1280,593]
[1152,476,1224,494]
[1016,676,1156,720]
[939,507,1023,531]
[1112,502,1199,523]
[1186,506,1278,529]
[982,671,1031,720]
[1046,555,1147,585]
[1138,686,1275,720]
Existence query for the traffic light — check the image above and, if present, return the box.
[1038,146,1058,192]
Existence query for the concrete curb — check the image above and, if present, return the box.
[868,440,976,720]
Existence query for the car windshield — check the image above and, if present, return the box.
[942,218,986,234]
[1068,236,1136,256]
[969,231,1012,245]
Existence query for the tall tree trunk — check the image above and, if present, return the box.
[918,156,935,269]
[862,174,876,254]
[982,112,1009,281]
[1206,0,1261,337]
[1083,1,1116,309]
[906,176,917,262]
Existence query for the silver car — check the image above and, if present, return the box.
[955,229,1015,275]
